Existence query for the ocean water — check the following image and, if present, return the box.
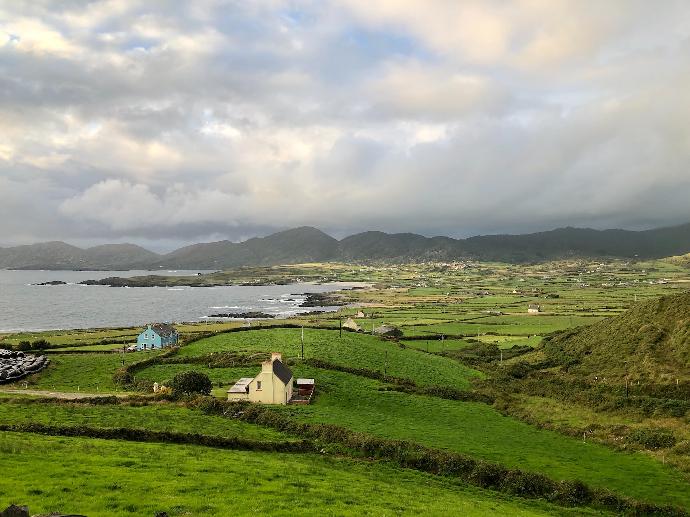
[0,270,347,332]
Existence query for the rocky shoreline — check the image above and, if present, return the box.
[298,292,348,307]
[208,311,275,319]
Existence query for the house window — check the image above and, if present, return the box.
[256,381,262,390]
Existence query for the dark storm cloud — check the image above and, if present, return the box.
[1,0,690,248]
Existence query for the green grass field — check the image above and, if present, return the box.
[284,368,690,509]
[0,400,290,442]
[19,352,157,393]
[2,258,690,514]
[178,328,481,388]
[130,360,690,509]
[0,432,603,517]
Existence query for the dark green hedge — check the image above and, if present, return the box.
[0,422,312,453]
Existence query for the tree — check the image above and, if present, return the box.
[170,371,212,396]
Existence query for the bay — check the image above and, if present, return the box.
[0,270,348,332]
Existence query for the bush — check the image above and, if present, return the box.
[469,461,509,489]
[505,361,532,379]
[16,341,31,351]
[170,371,212,396]
[31,338,50,350]
[628,427,677,450]
[112,368,133,386]
[501,470,555,498]
[554,479,593,506]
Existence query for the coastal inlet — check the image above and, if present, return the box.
[0,270,357,332]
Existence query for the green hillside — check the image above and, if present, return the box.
[665,253,690,268]
[542,290,690,381]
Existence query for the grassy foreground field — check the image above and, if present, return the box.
[136,359,690,509]
[2,258,690,514]
[0,432,600,517]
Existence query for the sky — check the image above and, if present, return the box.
[1,0,690,251]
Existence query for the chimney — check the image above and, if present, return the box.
[271,352,282,362]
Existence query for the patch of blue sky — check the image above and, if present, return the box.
[340,27,434,62]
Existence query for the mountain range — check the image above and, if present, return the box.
[3,222,690,270]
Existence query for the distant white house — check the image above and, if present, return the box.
[528,304,542,314]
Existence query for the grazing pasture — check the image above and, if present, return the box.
[2,258,690,514]
[0,432,601,517]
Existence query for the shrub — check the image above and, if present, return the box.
[16,341,31,351]
[112,368,133,386]
[31,338,50,350]
[554,479,593,506]
[628,427,677,450]
[505,361,532,379]
[501,470,555,498]
[170,371,212,396]
[469,461,509,489]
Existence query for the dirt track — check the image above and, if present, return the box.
[0,388,124,399]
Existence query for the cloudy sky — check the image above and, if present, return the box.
[2,1,690,250]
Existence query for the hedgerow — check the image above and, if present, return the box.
[305,357,493,403]
[0,422,312,453]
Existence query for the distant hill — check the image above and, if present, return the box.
[4,222,690,270]
[154,227,339,269]
[541,291,690,381]
[463,224,690,262]
[0,242,161,270]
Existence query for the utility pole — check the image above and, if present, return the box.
[301,326,304,360]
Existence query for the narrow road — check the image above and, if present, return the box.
[0,388,125,399]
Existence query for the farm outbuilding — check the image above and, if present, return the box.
[528,304,542,314]
[342,317,362,332]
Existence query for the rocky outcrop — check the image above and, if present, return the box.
[0,349,49,383]
[299,292,346,307]
[208,312,274,319]
[373,325,403,339]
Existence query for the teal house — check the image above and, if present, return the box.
[137,323,178,351]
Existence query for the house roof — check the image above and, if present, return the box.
[227,377,253,393]
[272,359,293,385]
[149,323,177,337]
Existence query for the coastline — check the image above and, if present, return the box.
[0,270,367,332]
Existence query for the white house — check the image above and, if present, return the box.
[227,352,294,405]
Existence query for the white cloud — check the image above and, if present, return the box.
[1,0,690,245]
